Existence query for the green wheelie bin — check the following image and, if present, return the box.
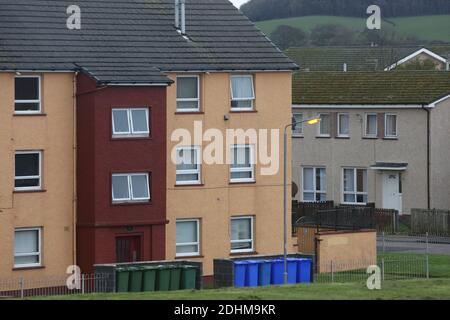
[115,267,130,292]
[180,265,197,290]
[142,266,157,292]
[128,266,144,292]
[169,265,182,291]
[156,265,171,291]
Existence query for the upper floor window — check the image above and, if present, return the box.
[337,113,350,137]
[230,75,255,110]
[292,113,303,136]
[230,145,254,183]
[176,76,200,112]
[14,228,42,268]
[343,168,367,204]
[112,173,150,203]
[176,146,201,185]
[303,167,326,202]
[15,76,41,114]
[112,108,149,138]
[385,114,398,138]
[365,113,378,137]
[317,113,331,137]
[230,216,254,253]
[15,151,42,191]
[176,219,200,257]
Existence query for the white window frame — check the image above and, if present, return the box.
[176,75,200,112]
[292,112,304,137]
[112,173,150,203]
[385,113,398,138]
[230,144,255,183]
[176,146,201,185]
[337,113,350,137]
[364,113,378,137]
[175,219,200,257]
[14,150,42,191]
[230,75,255,111]
[112,108,150,138]
[342,168,368,205]
[302,167,326,202]
[317,113,331,137]
[14,227,42,268]
[14,75,42,114]
[230,216,254,253]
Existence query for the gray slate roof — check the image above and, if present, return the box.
[285,46,450,72]
[0,0,297,84]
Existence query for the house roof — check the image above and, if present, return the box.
[285,46,450,72]
[0,0,297,85]
[292,71,450,105]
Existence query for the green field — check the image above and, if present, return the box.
[256,15,450,42]
[26,253,450,300]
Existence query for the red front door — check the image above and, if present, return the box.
[116,236,142,263]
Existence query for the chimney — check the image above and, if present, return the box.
[175,0,180,29]
[175,0,186,35]
[343,63,347,72]
[180,0,186,35]
[446,60,449,71]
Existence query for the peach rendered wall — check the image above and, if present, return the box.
[166,72,294,276]
[0,73,75,279]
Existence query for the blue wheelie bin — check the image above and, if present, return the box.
[258,260,272,286]
[234,261,247,288]
[245,260,261,287]
[297,258,313,283]
[286,258,298,284]
[271,259,284,285]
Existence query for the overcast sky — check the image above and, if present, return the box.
[230,0,249,8]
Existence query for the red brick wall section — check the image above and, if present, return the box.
[76,73,167,272]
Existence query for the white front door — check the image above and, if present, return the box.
[382,172,402,213]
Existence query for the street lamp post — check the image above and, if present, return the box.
[283,117,321,284]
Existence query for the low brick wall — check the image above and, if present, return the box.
[94,260,203,291]
[213,253,315,288]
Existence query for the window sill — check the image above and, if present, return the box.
[292,135,304,138]
[230,110,257,113]
[112,200,151,206]
[230,251,258,257]
[13,113,46,117]
[175,255,204,259]
[175,111,204,115]
[111,135,151,140]
[13,265,45,271]
[13,189,46,194]
[335,136,350,139]
[316,135,331,139]
[174,183,204,187]
[383,137,398,140]
[229,180,256,185]
[362,136,378,140]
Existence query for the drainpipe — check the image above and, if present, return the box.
[180,0,186,35]
[422,104,431,209]
[174,0,180,29]
[72,72,78,267]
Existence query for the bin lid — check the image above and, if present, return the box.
[141,265,158,270]
[233,260,248,265]
[115,267,127,272]
[127,266,141,271]
[245,260,263,264]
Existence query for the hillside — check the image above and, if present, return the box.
[256,15,450,43]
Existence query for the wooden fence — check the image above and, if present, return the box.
[292,201,398,235]
[411,208,450,235]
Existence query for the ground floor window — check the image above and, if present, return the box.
[230,216,254,253]
[302,167,326,201]
[343,168,368,204]
[14,227,41,268]
[176,219,200,257]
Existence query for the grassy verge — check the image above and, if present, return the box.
[29,279,450,300]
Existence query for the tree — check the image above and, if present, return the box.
[270,25,308,50]
[310,24,356,46]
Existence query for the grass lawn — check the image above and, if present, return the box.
[27,253,450,300]
[30,279,450,300]
[256,15,450,42]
